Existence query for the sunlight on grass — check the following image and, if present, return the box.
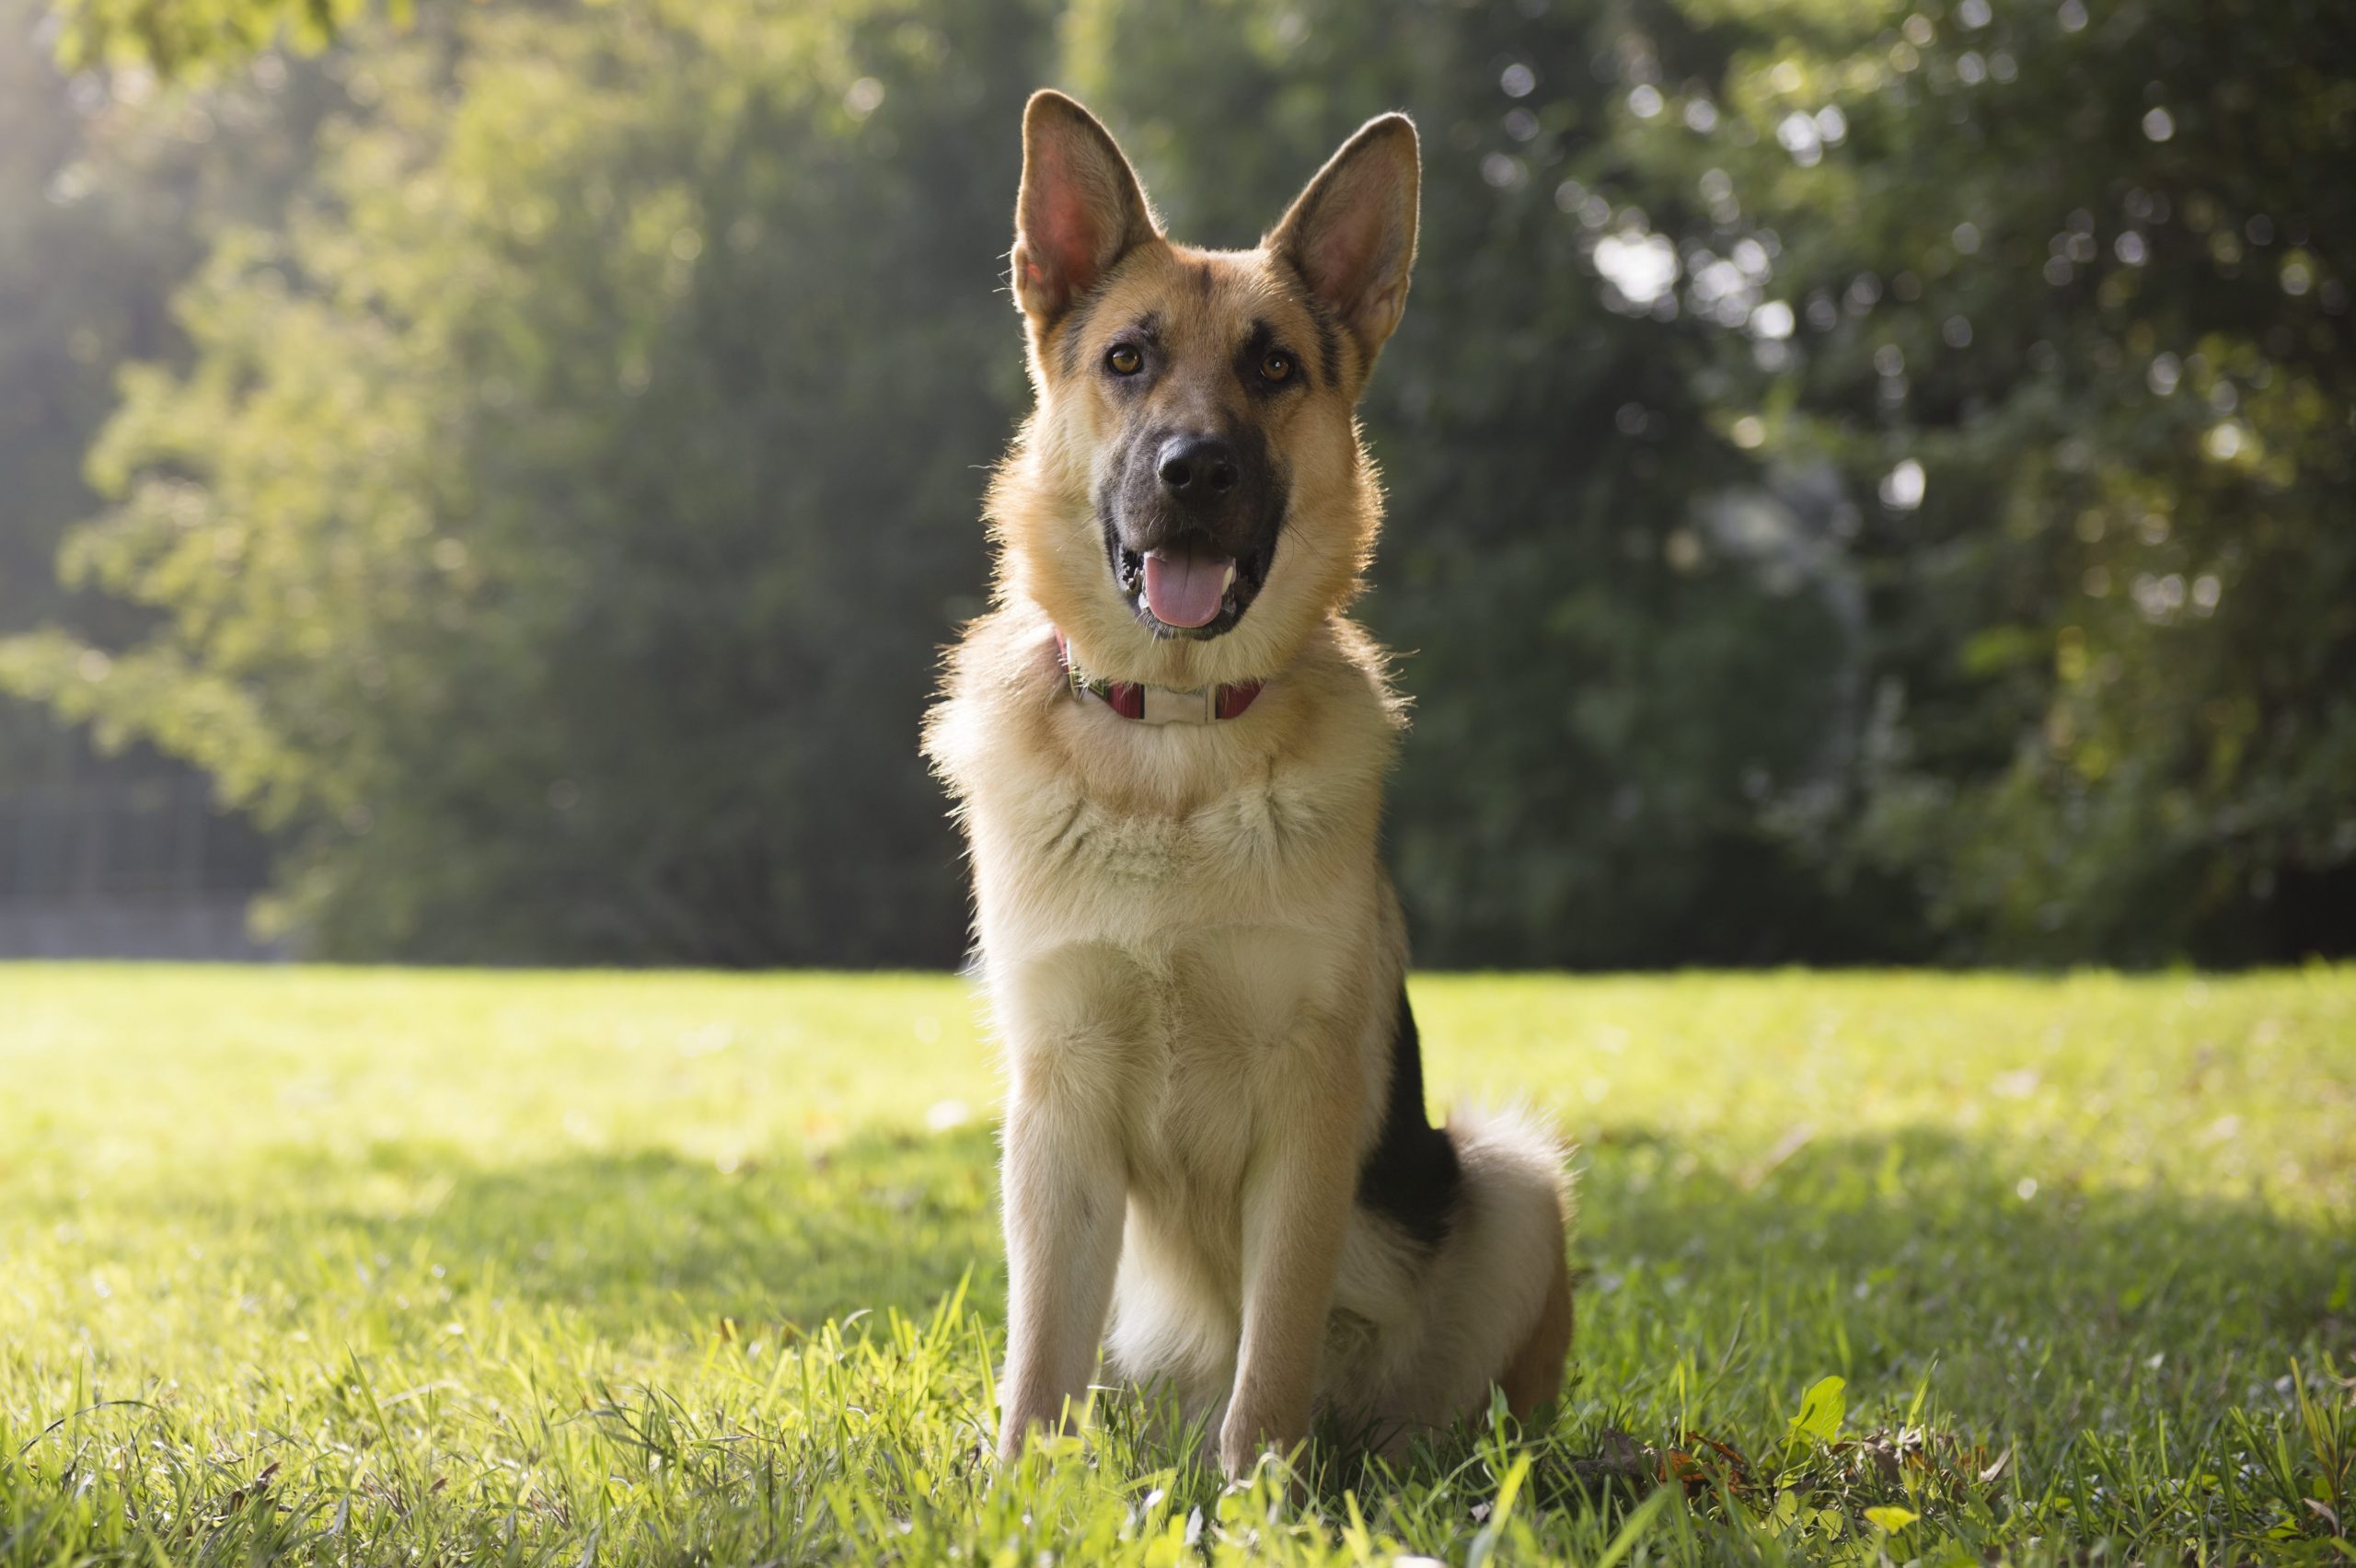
[1,966,2350,1563]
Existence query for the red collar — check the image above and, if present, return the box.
[1054,630,1263,723]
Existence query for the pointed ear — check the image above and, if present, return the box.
[1267,113,1421,363]
[1012,90,1158,327]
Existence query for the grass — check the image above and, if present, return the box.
[0,964,2350,1565]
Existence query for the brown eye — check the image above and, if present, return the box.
[1259,350,1295,384]
[1106,344,1143,375]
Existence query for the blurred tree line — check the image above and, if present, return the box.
[1,0,2348,966]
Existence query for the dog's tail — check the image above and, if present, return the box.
[1446,1104,1576,1417]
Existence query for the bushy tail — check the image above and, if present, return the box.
[1412,1104,1577,1422]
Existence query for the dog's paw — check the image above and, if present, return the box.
[1217,1407,1304,1486]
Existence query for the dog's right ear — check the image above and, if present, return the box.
[1012,90,1158,327]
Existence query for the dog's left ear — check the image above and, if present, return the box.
[1267,113,1421,365]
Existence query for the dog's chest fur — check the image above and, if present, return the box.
[928,609,1404,1221]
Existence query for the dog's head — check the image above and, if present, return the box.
[993,91,1419,684]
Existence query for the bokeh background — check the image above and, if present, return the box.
[1,0,2349,969]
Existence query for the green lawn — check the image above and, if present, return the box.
[1,966,2350,1565]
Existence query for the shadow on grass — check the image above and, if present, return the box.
[17,1120,2344,1564]
[233,1117,2348,1432]
[260,1124,1010,1341]
[1568,1123,2349,1440]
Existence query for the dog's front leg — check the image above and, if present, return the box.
[997,1072,1125,1461]
[1220,1081,1356,1481]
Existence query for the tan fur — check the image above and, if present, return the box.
[925,91,1573,1480]
[1498,1216,1576,1418]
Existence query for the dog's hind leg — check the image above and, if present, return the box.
[1372,1108,1571,1435]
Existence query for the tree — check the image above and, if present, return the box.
[45,0,385,79]
[1608,0,2356,959]
[0,0,333,864]
[6,0,1051,962]
[12,0,2349,966]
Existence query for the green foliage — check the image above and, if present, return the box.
[1787,1375,1846,1447]
[46,0,389,78]
[5,0,2350,964]
[0,0,344,840]
[0,0,281,783]
[1606,0,2356,960]
[7,0,1046,959]
[1,965,2351,1562]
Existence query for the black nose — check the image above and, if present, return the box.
[1156,434,1239,502]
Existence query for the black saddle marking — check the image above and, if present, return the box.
[1356,986,1461,1251]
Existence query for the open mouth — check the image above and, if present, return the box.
[1113,542,1268,639]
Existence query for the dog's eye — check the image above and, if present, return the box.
[1259,350,1294,384]
[1105,344,1143,375]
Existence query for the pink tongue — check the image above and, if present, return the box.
[1142,550,1231,628]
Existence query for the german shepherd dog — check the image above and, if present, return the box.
[925,91,1574,1481]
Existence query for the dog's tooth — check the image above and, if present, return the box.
[1220,560,1238,592]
